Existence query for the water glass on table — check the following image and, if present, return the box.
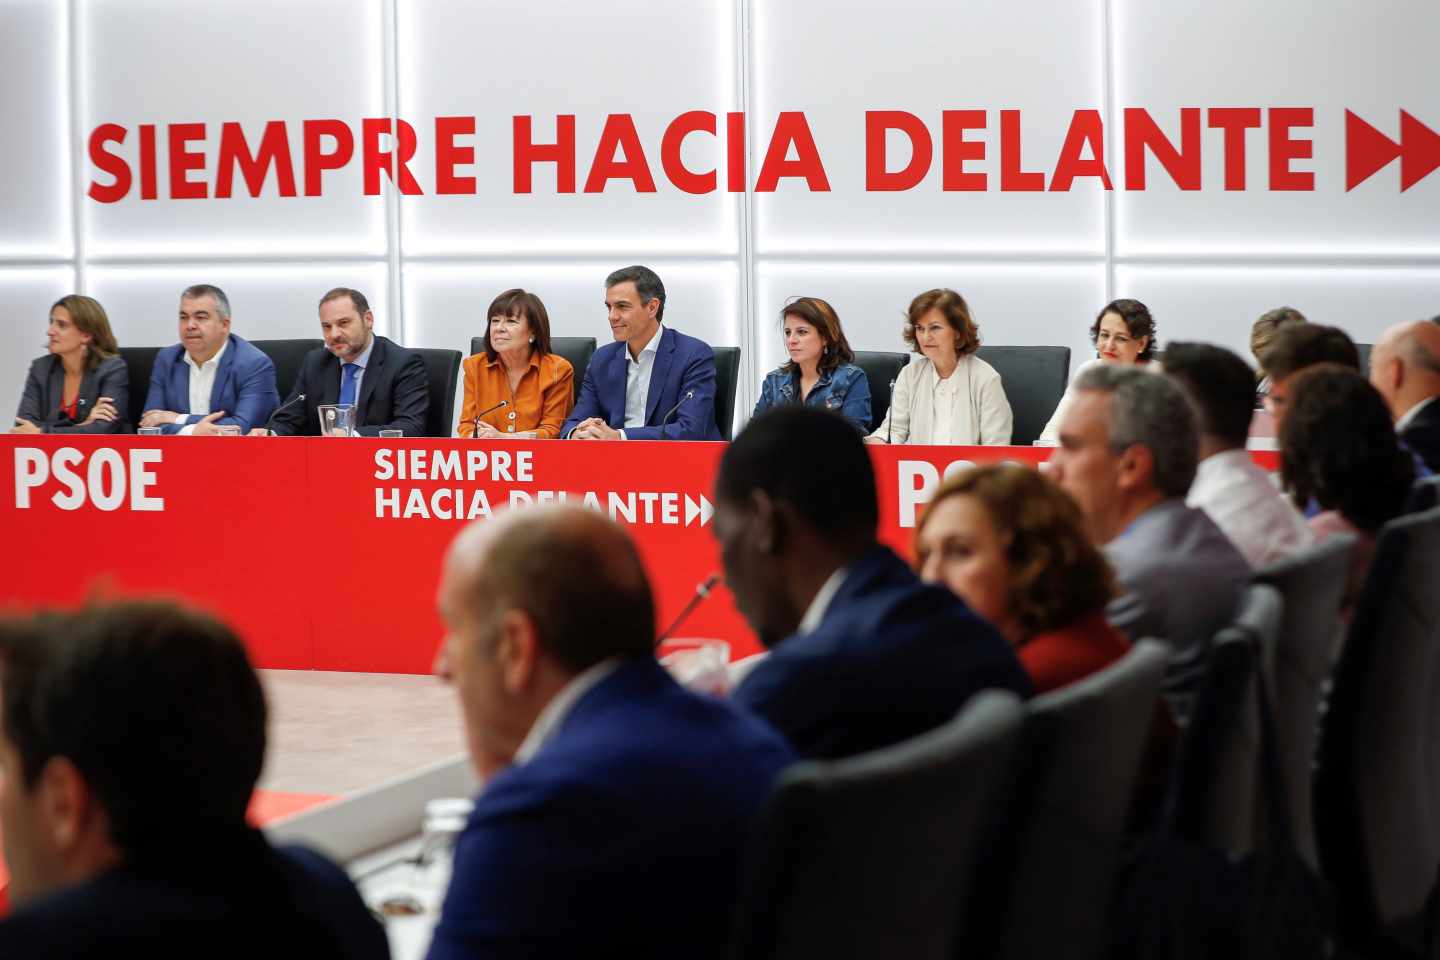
[318,403,356,437]
[657,638,731,695]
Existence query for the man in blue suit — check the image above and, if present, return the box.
[139,284,279,435]
[715,407,1032,760]
[428,506,794,960]
[562,264,723,440]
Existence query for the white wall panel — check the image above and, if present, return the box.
[398,0,739,256]
[0,268,80,423]
[86,263,391,349]
[1114,264,1440,361]
[751,0,1107,255]
[0,1,71,257]
[80,0,386,258]
[1112,0,1440,255]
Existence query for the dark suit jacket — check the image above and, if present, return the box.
[16,354,130,433]
[733,545,1033,760]
[427,658,794,960]
[271,335,429,436]
[560,326,722,440]
[144,334,279,434]
[1401,397,1440,476]
[0,830,387,960]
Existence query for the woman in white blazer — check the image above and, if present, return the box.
[1035,298,1159,445]
[866,289,1013,446]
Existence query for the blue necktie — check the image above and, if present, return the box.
[339,363,359,406]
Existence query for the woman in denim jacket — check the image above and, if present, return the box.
[752,297,872,433]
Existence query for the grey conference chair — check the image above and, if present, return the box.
[1405,475,1440,514]
[712,346,741,440]
[1252,534,1357,869]
[974,640,1169,960]
[410,347,461,437]
[974,345,1071,445]
[468,335,597,404]
[1355,342,1373,375]
[1170,585,1285,856]
[250,338,325,403]
[853,350,910,437]
[730,690,1024,960]
[118,346,161,422]
[1316,506,1440,956]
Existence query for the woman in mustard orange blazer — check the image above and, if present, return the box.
[458,289,574,439]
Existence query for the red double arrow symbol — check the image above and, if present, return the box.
[1346,110,1440,191]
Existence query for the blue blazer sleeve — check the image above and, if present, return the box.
[561,360,605,439]
[838,367,872,434]
[214,350,279,433]
[624,340,719,441]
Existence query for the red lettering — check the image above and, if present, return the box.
[865,111,932,191]
[727,112,746,193]
[513,115,576,193]
[1269,107,1314,191]
[755,112,830,192]
[660,111,716,194]
[216,121,296,198]
[303,120,355,196]
[584,114,657,193]
[167,123,207,200]
[1050,109,1112,191]
[362,118,423,196]
[139,124,157,200]
[1124,108,1201,190]
[941,110,987,191]
[434,116,476,195]
[87,124,130,203]
[1000,110,1044,191]
[1207,108,1261,191]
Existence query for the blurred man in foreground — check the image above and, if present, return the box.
[0,602,386,959]
[429,506,793,959]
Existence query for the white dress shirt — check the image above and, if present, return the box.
[512,658,619,765]
[619,324,663,439]
[176,338,228,435]
[867,354,1013,445]
[1186,448,1314,569]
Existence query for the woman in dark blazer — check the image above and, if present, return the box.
[12,295,129,434]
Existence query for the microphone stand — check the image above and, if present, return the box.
[469,399,509,436]
[655,574,722,647]
[264,393,306,436]
[657,390,694,441]
[886,378,897,444]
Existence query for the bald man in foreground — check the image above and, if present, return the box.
[1371,319,1440,475]
[427,507,795,960]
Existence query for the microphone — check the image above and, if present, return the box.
[470,399,509,434]
[263,393,306,436]
[656,574,722,647]
[657,390,694,442]
[885,378,897,444]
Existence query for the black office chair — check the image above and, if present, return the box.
[468,336,597,404]
[731,691,1024,960]
[1354,342,1373,375]
[974,345,1071,445]
[118,346,161,423]
[410,348,461,437]
[853,350,910,436]
[712,346,740,440]
[251,339,325,401]
[1252,535,1357,869]
[1405,475,1440,513]
[1316,506,1440,956]
[974,641,1169,960]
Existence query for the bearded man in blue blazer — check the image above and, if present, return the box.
[562,265,723,441]
[139,284,279,435]
[428,506,793,960]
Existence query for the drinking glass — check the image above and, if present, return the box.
[657,638,731,695]
[379,429,404,439]
[217,425,241,436]
[138,426,162,436]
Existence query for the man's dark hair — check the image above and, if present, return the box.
[1280,365,1414,532]
[1260,324,1359,382]
[319,286,371,316]
[605,265,666,323]
[718,406,878,544]
[1163,342,1258,450]
[0,602,266,856]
